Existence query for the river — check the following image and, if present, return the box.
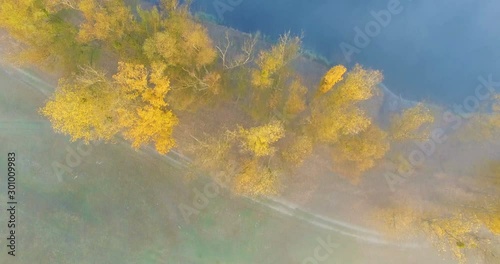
[189,0,500,106]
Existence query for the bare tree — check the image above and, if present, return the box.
[216,31,258,70]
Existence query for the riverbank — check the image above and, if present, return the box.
[2,11,499,263]
[191,0,500,106]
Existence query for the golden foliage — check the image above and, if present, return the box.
[284,78,308,116]
[141,10,219,109]
[318,65,346,94]
[390,103,435,141]
[423,214,481,263]
[267,89,281,110]
[310,65,387,180]
[374,203,493,264]
[331,64,383,106]
[332,125,390,177]
[44,0,79,12]
[161,0,181,12]
[113,62,177,154]
[113,62,170,108]
[40,67,120,142]
[0,0,87,69]
[77,0,134,44]
[233,160,279,196]
[136,6,162,37]
[313,106,372,143]
[477,209,500,235]
[121,106,177,154]
[474,160,500,235]
[373,205,420,240]
[238,121,285,157]
[251,33,301,89]
[143,13,216,69]
[311,64,383,143]
[202,71,222,95]
[142,63,171,108]
[42,63,178,154]
[113,62,148,100]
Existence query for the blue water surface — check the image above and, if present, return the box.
[189,0,500,106]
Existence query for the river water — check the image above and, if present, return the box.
[190,0,500,106]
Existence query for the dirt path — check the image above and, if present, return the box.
[6,63,426,249]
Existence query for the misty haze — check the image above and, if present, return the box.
[0,0,499,263]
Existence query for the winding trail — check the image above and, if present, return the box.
[5,63,423,249]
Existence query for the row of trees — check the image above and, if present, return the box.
[2,1,499,262]
[0,0,440,191]
[374,161,500,264]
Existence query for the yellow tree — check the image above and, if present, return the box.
[329,64,382,105]
[112,61,171,107]
[476,205,500,236]
[189,127,283,196]
[0,0,89,69]
[76,0,144,59]
[284,78,308,117]
[248,33,302,120]
[390,103,435,141]
[374,203,497,264]
[422,213,482,263]
[238,121,285,157]
[373,203,421,240]
[310,64,383,144]
[308,65,388,179]
[40,67,120,142]
[121,106,177,154]
[142,20,216,69]
[142,8,219,110]
[44,0,80,12]
[473,160,500,235]
[42,62,178,154]
[332,125,390,179]
[113,62,178,154]
[317,64,347,94]
[312,106,372,143]
[233,159,279,196]
[251,32,301,89]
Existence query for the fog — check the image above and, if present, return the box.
[193,0,500,106]
[0,1,498,263]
